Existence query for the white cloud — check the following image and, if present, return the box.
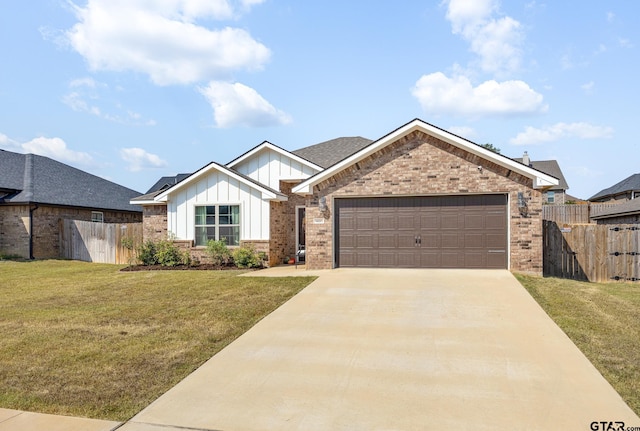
[607,11,615,23]
[200,81,292,128]
[65,0,270,86]
[62,77,156,125]
[9,136,94,165]
[444,0,524,75]
[412,72,547,117]
[120,147,168,172]
[619,38,633,48]
[510,122,614,146]
[581,81,595,94]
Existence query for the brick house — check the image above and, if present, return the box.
[132,119,558,274]
[0,150,142,259]
[514,152,570,204]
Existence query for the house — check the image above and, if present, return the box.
[513,152,570,204]
[590,199,640,224]
[589,173,640,203]
[0,149,142,259]
[132,119,558,273]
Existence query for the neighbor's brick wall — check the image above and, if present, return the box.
[304,130,544,274]
[0,205,30,258]
[142,205,168,242]
[0,204,141,259]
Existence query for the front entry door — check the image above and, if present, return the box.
[296,207,306,262]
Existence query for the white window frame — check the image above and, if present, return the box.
[91,211,104,223]
[194,204,241,247]
[546,191,555,204]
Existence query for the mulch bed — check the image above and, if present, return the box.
[120,264,252,271]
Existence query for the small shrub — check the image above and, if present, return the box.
[206,240,232,266]
[155,240,185,267]
[231,245,263,269]
[137,241,158,266]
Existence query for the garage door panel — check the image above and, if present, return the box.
[487,251,507,268]
[464,233,484,248]
[336,195,507,269]
[421,233,439,249]
[378,215,397,230]
[486,233,507,249]
[441,233,461,249]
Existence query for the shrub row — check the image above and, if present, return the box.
[132,239,266,269]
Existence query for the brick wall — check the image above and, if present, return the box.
[0,205,30,257]
[304,130,544,274]
[269,181,305,266]
[0,204,141,259]
[142,205,168,242]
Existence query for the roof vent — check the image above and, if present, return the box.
[522,151,531,167]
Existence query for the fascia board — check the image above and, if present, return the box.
[293,119,559,194]
[154,162,279,202]
[227,141,324,172]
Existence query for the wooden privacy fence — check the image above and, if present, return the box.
[60,220,142,264]
[543,221,640,282]
[542,203,621,224]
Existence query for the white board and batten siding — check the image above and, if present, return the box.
[233,147,319,191]
[167,170,270,242]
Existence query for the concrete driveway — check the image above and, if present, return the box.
[121,269,639,431]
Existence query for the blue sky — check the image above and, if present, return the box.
[0,1,637,199]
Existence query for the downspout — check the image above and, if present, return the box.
[23,154,36,259]
[29,203,38,259]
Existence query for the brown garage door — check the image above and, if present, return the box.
[336,195,507,269]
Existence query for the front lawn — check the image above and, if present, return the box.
[0,260,315,421]
[515,274,640,416]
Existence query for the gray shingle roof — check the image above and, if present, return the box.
[146,174,191,194]
[0,149,142,212]
[589,173,640,201]
[292,137,373,169]
[590,198,640,219]
[513,158,568,190]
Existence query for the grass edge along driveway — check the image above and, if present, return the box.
[515,273,640,417]
[0,260,315,421]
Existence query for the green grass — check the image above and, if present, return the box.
[0,260,315,421]
[515,273,640,416]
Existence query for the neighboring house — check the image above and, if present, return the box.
[514,152,570,204]
[590,199,640,224]
[589,173,640,203]
[0,149,142,259]
[133,119,558,274]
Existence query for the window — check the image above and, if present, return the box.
[546,191,555,204]
[195,205,240,246]
[91,211,104,223]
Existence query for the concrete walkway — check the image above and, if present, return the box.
[115,268,639,430]
[0,408,119,431]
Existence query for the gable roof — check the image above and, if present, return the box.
[590,198,640,220]
[589,173,640,201]
[146,174,191,194]
[227,141,323,171]
[292,137,373,169]
[293,119,559,195]
[513,158,569,190]
[0,149,142,212]
[151,161,287,203]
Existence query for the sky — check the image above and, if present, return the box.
[0,0,638,200]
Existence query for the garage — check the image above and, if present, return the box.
[336,195,508,269]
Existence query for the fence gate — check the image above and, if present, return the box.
[543,221,640,282]
[60,220,142,264]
